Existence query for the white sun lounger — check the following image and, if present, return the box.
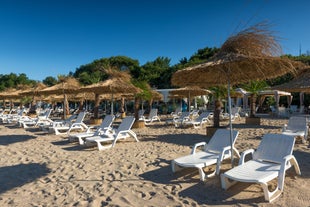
[221,133,301,202]
[140,108,161,125]
[49,111,88,135]
[172,129,240,181]
[84,116,138,150]
[282,116,308,143]
[182,111,213,128]
[68,115,115,145]
[19,109,53,128]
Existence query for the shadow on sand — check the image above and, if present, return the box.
[0,163,50,194]
[143,133,210,147]
[0,135,37,146]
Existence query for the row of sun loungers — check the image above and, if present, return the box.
[0,107,307,202]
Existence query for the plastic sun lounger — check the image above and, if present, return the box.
[84,116,138,150]
[282,116,308,143]
[68,115,115,145]
[221,133,301,202]
[172,129,240,181]
[49,111,88,135]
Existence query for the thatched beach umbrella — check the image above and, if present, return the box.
[172,22,305,166]
[272,68,310,110]
[38,77,81,118]
[272,69,310,93]
[170,86,211,111]
[79,71,141,118]
[19,82,47,114]
[0,88,22,110]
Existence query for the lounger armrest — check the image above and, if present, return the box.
[191,142,206,154]
[278,154,297,190]
[219,146,232,160]
[239,149,255,165]
[86,125,99,133]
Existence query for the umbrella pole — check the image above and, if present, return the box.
[111,93,114,115]
[227,78,234,167]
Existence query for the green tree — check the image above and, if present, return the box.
[242,80,268,117]
[133,57,171,88]
[43,76,58,86]
[74,56,140,85]
[209,86,227,127]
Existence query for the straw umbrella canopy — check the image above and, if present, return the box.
[38,77,81,118]
[0,88,23,110]
[272,69,310,93]
[169,86,211,111]
[79,71,142,118]
[171,22,305,166]
[18,82,47,114]
[271,68,310,109]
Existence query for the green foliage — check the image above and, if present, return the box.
[43,76,57,86]
[131,80,152,101]
[266,96,276,106]
[132,57,172,88]
[241,80,268,94]
[0,73,36,91]
[209,85,227,100]
[174,47,219,70]
[73,56,140,85]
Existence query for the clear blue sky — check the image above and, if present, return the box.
[0,0,309,81]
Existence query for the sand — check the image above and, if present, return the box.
[0,116,309,207]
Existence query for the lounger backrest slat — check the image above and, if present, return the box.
[253,133,295,163]
[206,129,239,153]
[116,116,135,134]
[101,115,115,128]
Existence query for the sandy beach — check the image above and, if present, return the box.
[0,116,309,207]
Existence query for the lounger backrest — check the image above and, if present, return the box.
[138,109,145,118]
[287,116,307,131]
[253,133,295,164]
[179,112,190,119]
[39,109,52,119]
[116,116,135,134]
[101,115,115,128]
[75,111,86,123]
[148,108,158,118]
[206,129,239,153]
[196,112,210,122]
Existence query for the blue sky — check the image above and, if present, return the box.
[0,0,309,81]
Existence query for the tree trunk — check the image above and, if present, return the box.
[250,94,257,118]
[28,96,37,115]
[213,99,223,127]
[63,94,70,119]
[134,97,140,120]
[93,93,100,119]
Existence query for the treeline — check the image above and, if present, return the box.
[0,46,309,91]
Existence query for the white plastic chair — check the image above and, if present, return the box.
[221,133,301,202]
[172,129,240,181]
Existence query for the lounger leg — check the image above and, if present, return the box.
[260,182,282,202]
[171,161,182,173]
[96,141,112,151]
[289,157,301,175]
[198,167,206,181]
[220,174,237,190]
[78,137,85,145]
